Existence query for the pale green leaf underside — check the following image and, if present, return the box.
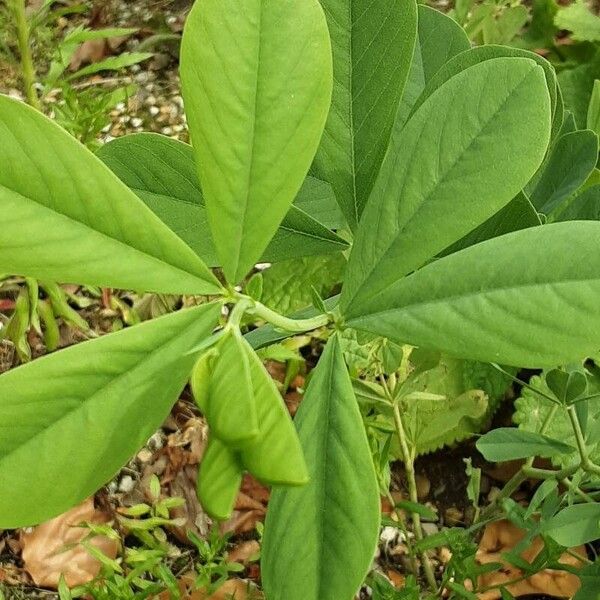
[342,57,551,314]
[181,0,333,283]
[544,504,600,546]
[96,134,348,265]
[312,0,417,231]
[346,222,600,368]
[0,303,220,528]
[262,335,380,600]
[0,95,219,295]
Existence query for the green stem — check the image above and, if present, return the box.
[12,0,39,109]
[385,490,419,576]
[391,401,438,593]
[521,464,579,480]
[561,478,596,504]
[244,297,331,332]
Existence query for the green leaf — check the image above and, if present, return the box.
[194,328,259,445]
[529,130,599,215]
[67,52,153,80]
[197,437,243,521]
[587,80,600,136]
[543,503,600,546]
[555,0,600,42]
[555,185,600,221]
[575,560,600,600]
[0,303,220,528]
[345,222,600,367]
[180,0,333,283]
[440,192,541,257]
[311,0,418,231]
[260,254,345,315]
[341,57,551,316]
[262,335,380,600]
[558,54,600,128]
[238,340,308,485]
[395,5,471,135]
[476,428,576,462]
[0,95,219,295]
[96,134,348,265]
[413,46,560,138]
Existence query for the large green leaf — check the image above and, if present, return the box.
[311,0,417,231]
[345,222,600,367]
[341,57,551,315]
[395,5,470,130]
[0,95,219,295]
[528,130,599,215]
[0,302,220,528]
[413,45,561,137]
[262,335,379,600]
[180,0,333,283]
[558,53,600,128]
[96,134,348,265]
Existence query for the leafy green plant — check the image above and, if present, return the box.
[3,1,600,599]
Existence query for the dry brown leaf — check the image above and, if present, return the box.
[158,574,262,599]
[21,498,119,588]
[227,540,260,566]
[69,36,129,71]
[386,569,406,588]
[475,519,584,599]
[221,476,269,535]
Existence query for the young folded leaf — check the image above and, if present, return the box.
[346,222,600,367]
[0,302,220,528]
[193,327,259,446]
[342,57,551,316]
[96,134,348,265]
[180,0,333,283]
[0,95,220,295]
[262,334,379,600]
[311,0,417,230]
[238,339,308,485]
[197,437,243,521]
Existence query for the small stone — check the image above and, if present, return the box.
[149,106,160,116]
[145,95,157,106]
[130,64,142,73]
[380,526,398,545]
[161,126,173,136]
[422,522,438,536]
[136,448,153,463]
[415,473,431,500]
[118,475,135,493]
[115,102,126,112]
[131,117,143,128]
[444,506,463,526]
[147,431,164,451]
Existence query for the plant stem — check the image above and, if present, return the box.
[245,298,331,332]
[12,0,39,109]
[391,401,438,592]
[384,490,419,575]
[567,405,600,476]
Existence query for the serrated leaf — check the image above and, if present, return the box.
[395,4,470,130]
[555,0,600,42]
[0,303,220,528]
[476,428,575,462]
[180,0,333,283]
[346,222,600,367]
[342,57,551,317]
[262,335,379,600]
[311,0,417,230]
[197,437,243,521]
[543,503,600,546]
[529,130,598,215]
[96,134,348,265]
[0,95,219,295]
[260,254,345,315]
